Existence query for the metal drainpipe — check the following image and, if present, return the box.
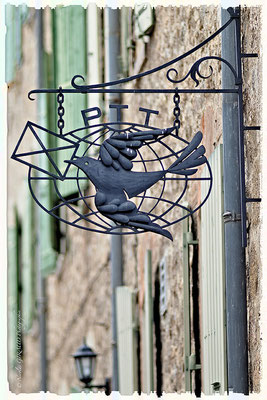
[36,8,47,392]
[104,7,123,392]
[221,7,248,394]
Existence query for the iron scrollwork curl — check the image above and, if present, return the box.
[166,56,239,86]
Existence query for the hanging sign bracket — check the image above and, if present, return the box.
[12,7,259,245]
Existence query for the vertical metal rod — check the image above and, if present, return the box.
[36,8,47,392]
[104,7,123,392]
[144,249,154,393]
[221,7,248,394]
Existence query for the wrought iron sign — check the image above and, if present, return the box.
[11,7,258,243]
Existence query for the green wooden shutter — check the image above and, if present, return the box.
[53,6,87,197]
[37,41,59,276]
[87,4,102,111]
[38,91,57,277]
[142,250,154,393]
[5,4,17,83]
[38,50,57,276]
[116,286,138,395]
[5,5,27,83]
[22,186,35,331]
[8,222,19,369]
[200,144,227,395]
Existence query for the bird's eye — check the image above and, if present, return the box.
[85,162,89,166]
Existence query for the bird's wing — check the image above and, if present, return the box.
[167,131,207,176]
[99,126,176,171]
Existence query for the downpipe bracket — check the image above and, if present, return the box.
[222,211,241,223]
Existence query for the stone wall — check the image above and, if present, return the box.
[46,222,111,394]
[7,10,38,226]
[122,5,262,394]
[242,7,262,393]
[7,10,40,394]
[122,5,222,393]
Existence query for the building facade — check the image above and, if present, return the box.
[6,4,262,396]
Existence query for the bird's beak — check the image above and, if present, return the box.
[64,159,78,166]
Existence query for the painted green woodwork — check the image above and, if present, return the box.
[53,6,88,197]
[5,5,28,83]
[87,4,103,112]
[38,90,57,277]
[38,53,57,276]
[37,6,88,275]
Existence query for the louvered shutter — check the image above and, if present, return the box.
[142,250,154,393]
[116,286,138,395]
[53,6,87,197]
[200,144,227,395]
[182,205,200,392]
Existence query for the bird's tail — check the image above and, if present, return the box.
[129,221,173,241]
[168,131,207,176]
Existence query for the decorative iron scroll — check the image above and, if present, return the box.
[12,7,257,243]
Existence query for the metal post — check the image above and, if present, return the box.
[182,211,191,392]
[110,233,123,391]
[221,7,248,394]
[104,7,123,392]
[36,9,47,392]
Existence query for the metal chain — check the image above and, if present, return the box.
[57,86,65,135]
[173,88,181,135]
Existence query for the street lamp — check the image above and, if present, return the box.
[72,339,111,394]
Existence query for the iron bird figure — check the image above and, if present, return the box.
[65,128,207,240]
